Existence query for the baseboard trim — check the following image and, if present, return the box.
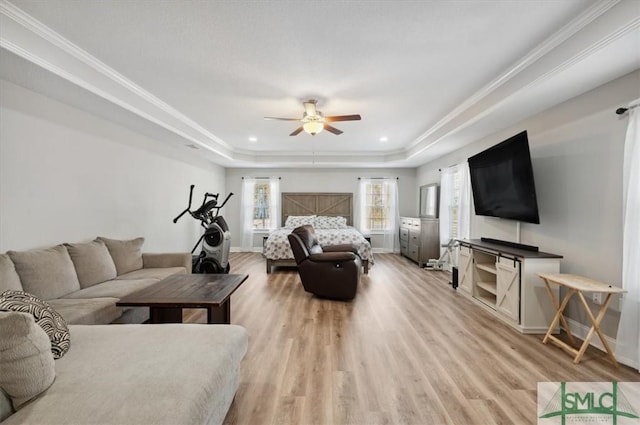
[563,318,639,369]
[564,318,616,354]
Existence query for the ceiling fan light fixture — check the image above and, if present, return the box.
[303,121,324,135]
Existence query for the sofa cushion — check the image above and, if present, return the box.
[47,298,121,325]
[0,388,13,422]
[7,245,81,300]
[65,240,117,288]
[0,311,56,411]
[115,267,186,281]
[0,291,71,359]
[63,278,159,300]
[2,324,249,425]
[142,252,191,270]
[0,254,22,293]
[97,237,144,275]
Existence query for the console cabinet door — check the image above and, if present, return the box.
[458,245,473,295]
[496,257,520,323]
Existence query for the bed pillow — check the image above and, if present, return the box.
[285,215,316,228]
[0,290,71,359]
[96,236,144,275]
[314,216,348,229]
[0,310,56,411]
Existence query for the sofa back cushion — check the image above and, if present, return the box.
[0,254,22,293]
[7,245,81,300]
[96,237,144,275]
[0,388,12,422]
[0,310,56,411]
[65,240,117,288]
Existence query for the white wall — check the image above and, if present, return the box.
[417,69,640,336]
[225,167,417,251]
[0,80,226,252]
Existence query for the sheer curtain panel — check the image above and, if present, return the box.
[439,162,471,249]
[268,179,281,232]
[616,102,640,371]
[240,178,257,252]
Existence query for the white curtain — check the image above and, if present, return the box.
[356,178,399,253]
[383,179,400,253]
[457,161,471,241]
[354,179,367,232]
[439,161,471,248]
[439,167,454,247]
[616,102,640,371]
[268,178,281,232]
[240,178,257,252]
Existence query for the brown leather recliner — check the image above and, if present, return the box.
[287,225,361,300]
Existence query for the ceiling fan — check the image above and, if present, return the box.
[264,99,361,136]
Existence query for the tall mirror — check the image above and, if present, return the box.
[419,183,439,218]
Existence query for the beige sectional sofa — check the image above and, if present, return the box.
[0,237,191,324]
[0,237,249,425]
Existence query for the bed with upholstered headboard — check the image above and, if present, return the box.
[263,192,373,274]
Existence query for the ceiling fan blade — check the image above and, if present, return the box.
[323,124,343,135]
[264,117,301,121]
[289,126,304,136]
[324,114,362,122]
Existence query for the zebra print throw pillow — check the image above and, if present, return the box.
[0,290,70,359]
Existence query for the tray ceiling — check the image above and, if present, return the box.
[1,0,638,168]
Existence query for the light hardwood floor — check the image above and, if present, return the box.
[184,252,639,425]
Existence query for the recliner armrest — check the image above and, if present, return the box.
[323,244,360,255]
[308,252,357,263]
[323,244,359,253]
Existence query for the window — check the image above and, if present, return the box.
[241,177,280,251]
[363,182,393,231]
[252,182,272,230]
[357,178,399,253]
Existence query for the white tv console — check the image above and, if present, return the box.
[457,239,563,334]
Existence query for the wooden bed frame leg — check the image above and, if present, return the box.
[363,260,368,275]
[266,259,271,274]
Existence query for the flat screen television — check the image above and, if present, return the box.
[468,130,540,224]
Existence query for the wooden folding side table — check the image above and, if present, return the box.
[538,273,626,367]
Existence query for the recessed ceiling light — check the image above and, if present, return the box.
[248,136,257,142]
[379,137,388,142]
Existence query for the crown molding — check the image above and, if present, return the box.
[1,0,233,159]
[407,0,627,158]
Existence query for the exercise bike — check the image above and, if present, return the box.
[173,185,234,274]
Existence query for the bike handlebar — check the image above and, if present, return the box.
[218,192,234,209]
[172,186,233,224]
[173,184,195,223]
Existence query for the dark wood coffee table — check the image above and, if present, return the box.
[116,274,248,324]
